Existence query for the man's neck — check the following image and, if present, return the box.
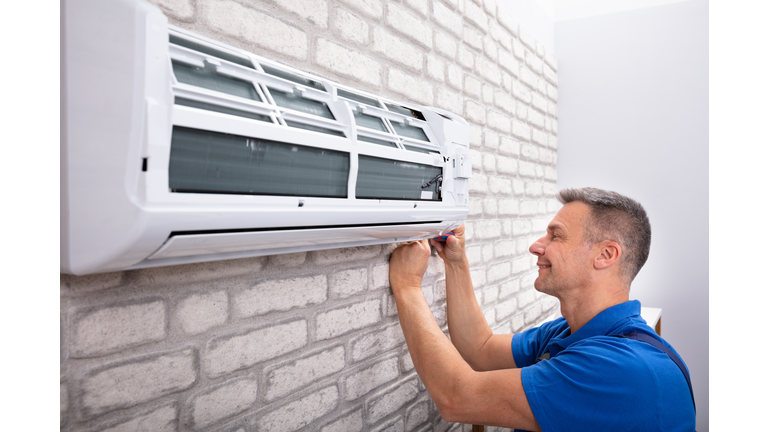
[559,285,630,333]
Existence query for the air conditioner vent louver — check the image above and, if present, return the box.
[62,0,471,275]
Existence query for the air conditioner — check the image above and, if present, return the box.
[61,0,472,275]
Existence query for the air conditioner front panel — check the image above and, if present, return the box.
[146,223,451,260]
[62,0,472,275]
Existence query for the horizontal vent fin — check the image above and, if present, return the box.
[170,221,444,237]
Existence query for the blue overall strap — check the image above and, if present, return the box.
[615,331,696,413]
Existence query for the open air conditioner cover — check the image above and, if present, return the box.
[61,0,472,275]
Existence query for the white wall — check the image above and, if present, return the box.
[555,0,708,430]
[496,0,555,55]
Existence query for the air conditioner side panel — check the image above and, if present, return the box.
[62,0,171,275]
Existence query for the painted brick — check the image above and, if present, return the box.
[532,128,548,146]
[344,356,400,400]
[373,263,390,289]
[512,80,531,103]
[406,399,430,431]
[70,299,166,358]
[497,8,519,36]
[406,0,429,17]
[147,0,194,20]
[373,27,424,72]
[334,8,369,45]
[521,143,539,161]
[526,181,544,197]
[489,176,512,195]
[314,245,382,266]
[276,0,328,29]
[488,20,512,50]
[463,0,488,30]
[476,57,502,85]
[544,51,557,71]
[235,275,326,318]
[495,239,515,258]
[432,1,463,38]
[339,0,383,19]
[374,417,406,432]
[435,31,458,59]
[525,50,543,74]
[482,198,498,215]
[446,63,462,90]
[500,278,521,299]
[436,87,463,114]
[532,92,548,113]
[388,67,434,105]
[201,0,307,59]
[427,55,445,82]
[528,109,545,129]
[265,346,346,400]
[511,120,530,141]
[547,83,558,102]
[316,39,381,86]
[367,378,420,424]
[465,100,486,124]
[177,291,227,335]
[520,66,538,89]
[488,262,511,282]
[101,403,177,432]
[484,36,499,61]
[205,320,307,377]
[483,153,496,172]
[330,268,368,298]
[483,129,499,150]
[499,198,519,216]
[321,409,364,432]
[495,298,517,320]
[387,4,432,49]
[464,75,482,99]
[512,38,525,60]
[497,155,517,175]
[519,27,536,51]
[543,64,558,85]
[474,220,502,240]
[487,110,511,133]
[519,199,538,215]
[525,303,544,324]
[269,252,307,267]
[458,45,475,69]
[494,89,516,114]
[516,103,528,122]
[499,136,520,156]
[464,25,483,51]
[483,284,500,306]
[316,299,381,340]
[350,322,406,361]
[81,349,197,418]
[256,386,339,432]
[190,377,258,429]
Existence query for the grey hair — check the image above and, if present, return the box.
[556,187,651,283]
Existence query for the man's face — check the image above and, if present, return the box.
[529,202,595,297]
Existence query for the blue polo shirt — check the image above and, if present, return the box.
[512,300,695,432]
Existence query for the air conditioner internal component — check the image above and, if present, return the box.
[61,0,472,275]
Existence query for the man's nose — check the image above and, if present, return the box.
[529,235,546,256]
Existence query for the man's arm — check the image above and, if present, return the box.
[389,240,540,430]
[430,225,517,371]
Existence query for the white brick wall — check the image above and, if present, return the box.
[60,0,560,430]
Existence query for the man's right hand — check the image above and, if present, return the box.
[430,224,466,264]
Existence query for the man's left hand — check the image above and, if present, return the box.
[389,240,431,293]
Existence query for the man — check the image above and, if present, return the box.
[389,187,695,431]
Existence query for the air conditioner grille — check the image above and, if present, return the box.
[169,127,349,198]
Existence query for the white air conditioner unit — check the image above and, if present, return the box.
[61,0,472,275]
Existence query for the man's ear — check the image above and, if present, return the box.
[594,241,621,270]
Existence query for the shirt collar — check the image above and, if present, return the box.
[547,300,642,357]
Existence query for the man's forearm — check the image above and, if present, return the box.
[392,282,475,411]
[443,257,495,368]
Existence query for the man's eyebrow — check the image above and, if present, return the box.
[547,223,565,233]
